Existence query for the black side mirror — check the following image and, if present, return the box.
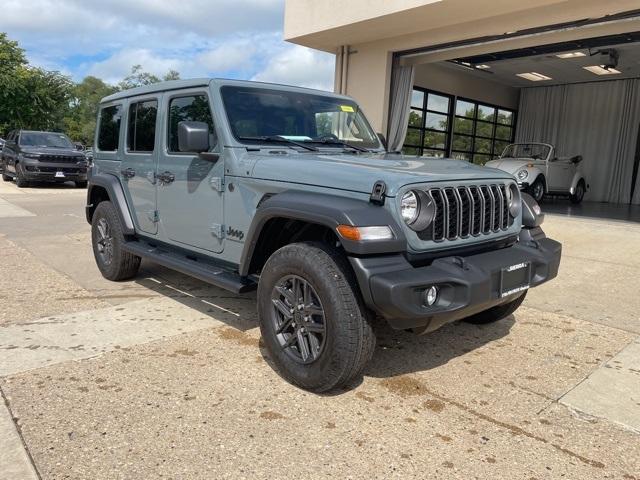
[571,155,583,164]
[178,121,210,153]
[377,133,387,150]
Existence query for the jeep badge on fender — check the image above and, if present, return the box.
[86,79,561,392]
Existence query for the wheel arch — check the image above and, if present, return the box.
[239,191,406,276]
[86,173,135,235]
[570,173,587,194]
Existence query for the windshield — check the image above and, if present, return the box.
[19,132,74,149]
[501,143,550,160]
[221,86,381,150]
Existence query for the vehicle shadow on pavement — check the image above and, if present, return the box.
[363,316,515,380]
[134,265,515,391]
[135,266,258,332]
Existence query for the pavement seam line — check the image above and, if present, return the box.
[0,384,42,480]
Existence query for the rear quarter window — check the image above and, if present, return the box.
[97,105,123,152]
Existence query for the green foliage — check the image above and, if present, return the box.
[0,33,182,144]
[1,33,74,134]
[65,76,117,145]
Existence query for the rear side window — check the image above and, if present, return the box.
[97,105,122,151]
[127,100,158,153]
[168,95,215,153]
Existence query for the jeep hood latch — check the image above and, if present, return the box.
[370,180,386,206]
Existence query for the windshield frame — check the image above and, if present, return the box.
[19,131,74,149]
[220,85,383,152]
[501,143,552,161]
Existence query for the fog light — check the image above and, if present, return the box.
[424,286,438,306]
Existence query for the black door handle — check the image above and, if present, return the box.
[158,171,175,185]
[121,168,136,179]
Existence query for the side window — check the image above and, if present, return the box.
[127,100,158,153]
[168,95,216,153]
[97,105,123,152]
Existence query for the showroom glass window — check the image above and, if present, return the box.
[403,88,516,164]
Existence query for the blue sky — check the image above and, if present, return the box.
[0,0,335,90]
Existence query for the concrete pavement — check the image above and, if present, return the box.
[0,179,639,479]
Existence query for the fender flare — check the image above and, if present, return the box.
[569,173,586,194]
[86,172,135,235]
[528,169,546,192]
[521,192,544,228]
[238,191,407,276]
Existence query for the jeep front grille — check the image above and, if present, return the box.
[418,184,514,242]
[38,155,81,164]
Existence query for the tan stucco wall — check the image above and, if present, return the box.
[413,63,520,110]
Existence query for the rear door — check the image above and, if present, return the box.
[120,97,160,235]
[156,89,224,253]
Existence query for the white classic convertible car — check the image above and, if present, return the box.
[485,143,588,204]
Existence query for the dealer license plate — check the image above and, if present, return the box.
[500,262,531,298]
[55,171,65,178]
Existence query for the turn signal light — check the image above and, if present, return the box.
[336,225,393,241]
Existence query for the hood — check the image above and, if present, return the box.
[249,151,513,196]
[484,158,544,176]
[21,146,84,157]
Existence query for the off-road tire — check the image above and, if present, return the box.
[91,201,141,281]
[75,180,88,188]
[528,177,545,203]
[15,164,29,188]
[257,242,376,393]
[463,291,527,325]
[1,170,11,182]
[570,180,585,204]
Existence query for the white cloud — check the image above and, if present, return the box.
[0,0,335,91]
[252,45,335,91]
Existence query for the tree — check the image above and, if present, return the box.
[65,76,117,145]
[117,65,181,90]
[0,33,72,134]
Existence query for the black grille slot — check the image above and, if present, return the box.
[420,183,513,242]
[39,155,80,164]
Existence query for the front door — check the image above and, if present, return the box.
[120,98,160,235]
[546,157,574,192]
[156,90,224,253]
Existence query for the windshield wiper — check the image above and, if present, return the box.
[309,137,370,153]
[238,135,318,152]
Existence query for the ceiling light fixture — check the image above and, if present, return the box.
[516,72,552,81]
[475,64,491,69]
[556,52,587,59]
[583,65,621,75]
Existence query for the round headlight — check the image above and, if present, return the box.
[401,191,419,225]
[516,169,528,180]
[508,183,521,217]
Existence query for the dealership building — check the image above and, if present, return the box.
[284,1,640,207]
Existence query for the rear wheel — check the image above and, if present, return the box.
[570,180,585,204]
[463,291,527,325]
[91,201,141,281]
[257,242,376,392]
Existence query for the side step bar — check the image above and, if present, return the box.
[122,241,257,294]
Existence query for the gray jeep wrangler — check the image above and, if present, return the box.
[86,79,561,392]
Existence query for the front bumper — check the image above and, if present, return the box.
[349,230,561,332]
[517,181,530,189]
[22,160,87,181]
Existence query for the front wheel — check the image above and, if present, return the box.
[528,177,545,203]
[463,291,527,325]
[570,181,585,204]
[15,163,29,188]
[257,242,376,392]
[91,201,141,281]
